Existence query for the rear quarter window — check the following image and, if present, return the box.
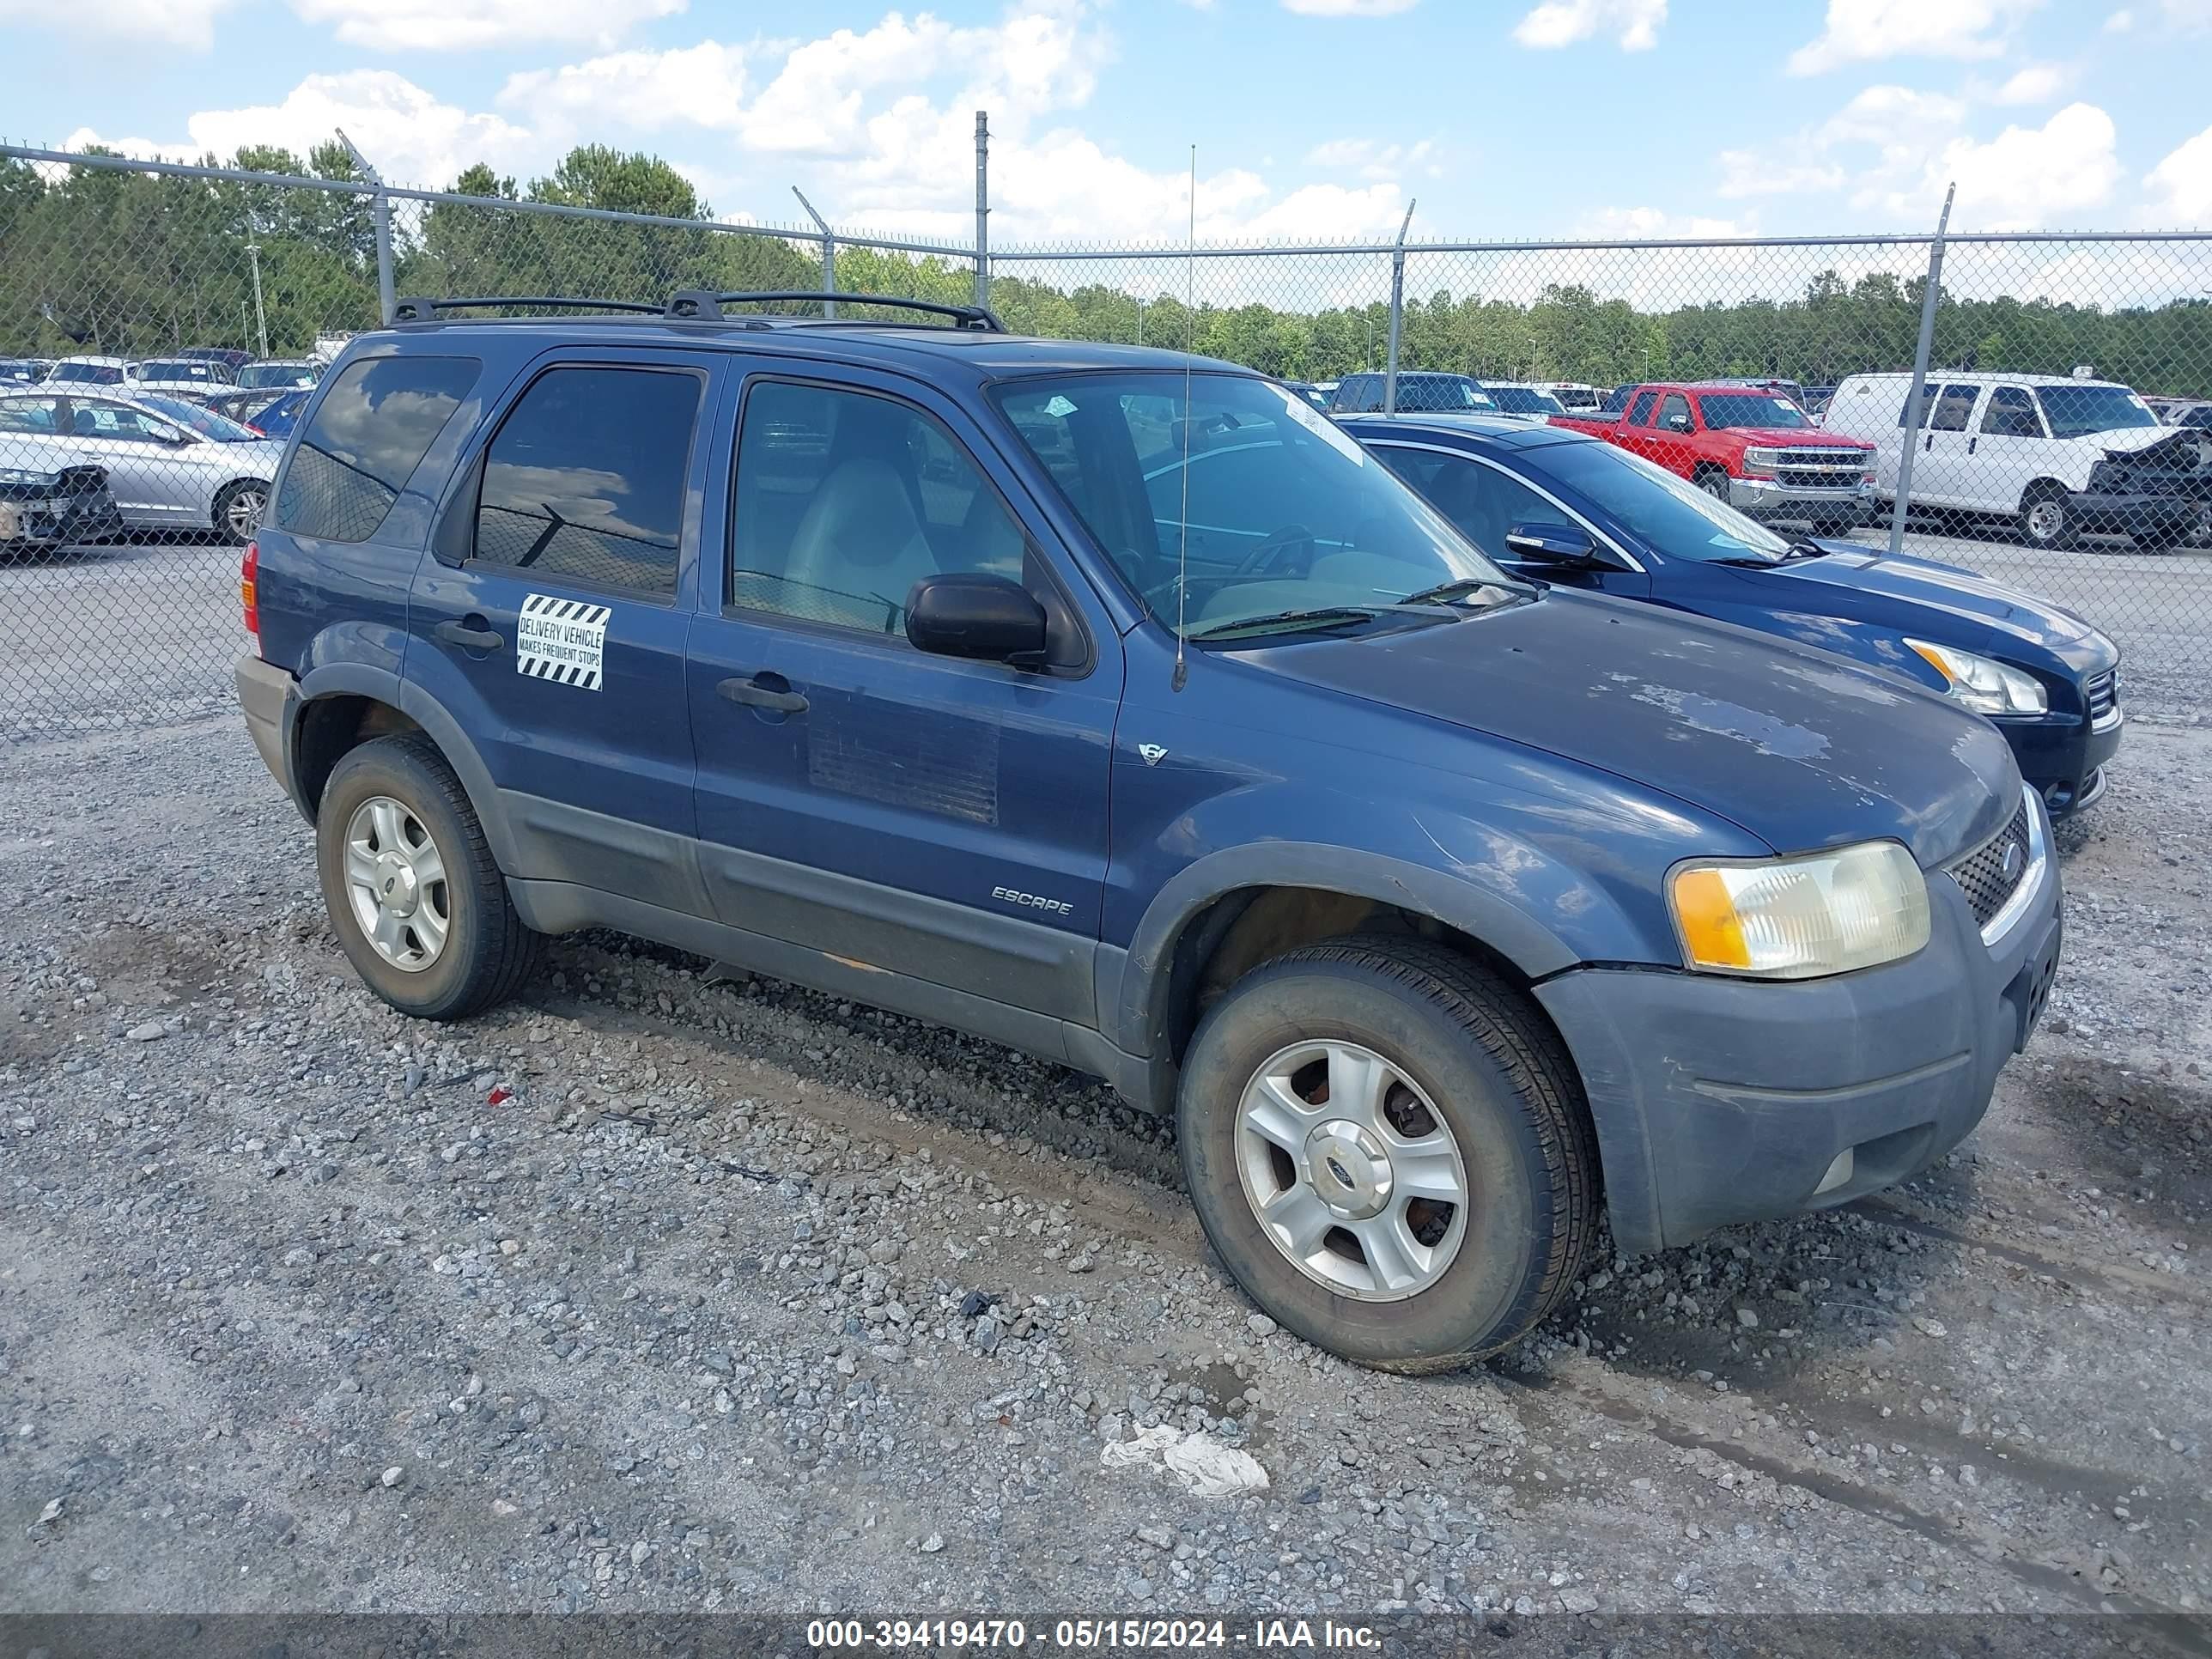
[276,355,482,544]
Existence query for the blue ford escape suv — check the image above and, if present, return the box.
[236,293,2063,1372]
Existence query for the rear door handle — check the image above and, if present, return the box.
[718,673,808,714]
[434,619,505,652]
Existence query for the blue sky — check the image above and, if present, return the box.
[4,0,2210,246]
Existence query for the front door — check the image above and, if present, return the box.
[687,368,1121,1030]
[405,349,714,908]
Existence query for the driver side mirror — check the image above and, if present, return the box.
[905,573,1048,668]
[1503,521,1600,566]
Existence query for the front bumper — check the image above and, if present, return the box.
[1727,475,1875,522]
[0,489,125,548]
[1536,786,2062,1255]
[2071,489,2197,538]
[2001,707,2122,818]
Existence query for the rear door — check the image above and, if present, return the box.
[686,363,1121,1030]
[406,349,715,909]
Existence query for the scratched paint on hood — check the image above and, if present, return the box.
[1623,680,1831,760]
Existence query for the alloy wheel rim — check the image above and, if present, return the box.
[228,489,266,537]
[342,795,449,971]
[1233,1039,1468,1302]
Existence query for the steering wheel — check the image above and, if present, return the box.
[1233,522,1318,578]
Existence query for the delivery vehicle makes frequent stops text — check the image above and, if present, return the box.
[235,293,2061,1371]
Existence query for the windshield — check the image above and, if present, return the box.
[240,363,315,388]
[1401,377,1498,413]
[136,393,260,441]
[2036,384,2159,439]
[992,372,1518,637]
[1534,440,1792,564]
[1699,393,1810,431]
[141,361,224,382]
[1486,385,1567,416]
[50,362,124,385]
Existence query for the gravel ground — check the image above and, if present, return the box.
[3,690,2209,1624]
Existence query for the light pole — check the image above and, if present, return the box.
[1135,298,1145,346]
[246,241,269,360]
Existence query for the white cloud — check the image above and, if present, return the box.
[288,0,683,51]
[501,42,749,134]
[1866,101,2121,228]
[1304,137,1439,180]
[2144,123,2212,222]
[1512,0,1667,49]
[2104,6,2134,24]
[1990,61,2065,103]
[0,0,236,48]
[1788,0,2040,75]
[1715,153,1848,198]
[1279,0,1419,15]
[66,71,536,190]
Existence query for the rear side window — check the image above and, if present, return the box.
[1628,391,1657,425]
[472,367,700,598]
[277,355,480,544]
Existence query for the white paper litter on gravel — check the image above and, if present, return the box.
[1100,1424,1269,1497]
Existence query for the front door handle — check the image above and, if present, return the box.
[718,673,808,714]
[434,618,505,652]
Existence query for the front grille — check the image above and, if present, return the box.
[1776,447,1865,469]
[2085,670,2118,721]
[1777,465,1864,489]
[1947,801,2033,929]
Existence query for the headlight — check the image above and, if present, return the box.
[1905,639,2048,715]
[0,466,59,487]
[1669,842,1929,979]
[1742,446,1781,477]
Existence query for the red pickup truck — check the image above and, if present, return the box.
[1551,383,1877,534]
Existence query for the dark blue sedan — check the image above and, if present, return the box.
[1341,413,2124,815]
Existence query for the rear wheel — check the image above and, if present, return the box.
[2019,484,2077,550]
[316,734,542,1020]
[215,479,268,545]
[1178,935,1598,1373]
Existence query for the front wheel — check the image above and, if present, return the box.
[1178,936,1598,1373]
[215,479,269,545]
[1697,471,1730,502]
[2019,485,2076,550]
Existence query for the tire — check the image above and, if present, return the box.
[214,479,269,545]
[315,732,543,1021]
[2182,501,2212,550]
[2018,484,2076,550]
[1177,934,1598,1374]
[1696,470,1730,502]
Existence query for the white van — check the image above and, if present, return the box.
[1822,371,2201,549]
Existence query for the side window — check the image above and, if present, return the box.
[731,380,1027,636]
[1929,383,1978,432]
[1628,391,1658,426]
[0,398,58,434]
[472,366,699,598]
[1374,446,1446,492]
[1982,386,2043,438]
[278,355,481,544]
[1406,455,1554,556]
[1657,393,1692,430]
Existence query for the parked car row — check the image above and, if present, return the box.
[16,352,322,398]
[236,291,2075,1373]
[0,389,283,542]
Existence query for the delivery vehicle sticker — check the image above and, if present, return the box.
[516,594,610,690]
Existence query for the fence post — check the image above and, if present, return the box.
[791,187,835,318]
[974,110,991,310]
[1383,201,1415,416]
[1888,181,1954,558]
[337,128,395,325]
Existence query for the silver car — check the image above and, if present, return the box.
[0,390,283,543]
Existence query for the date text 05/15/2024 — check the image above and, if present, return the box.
[805,1619,1381,1650]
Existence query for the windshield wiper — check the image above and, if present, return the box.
[1186,606,1379,641]
[1781,538,1832,561]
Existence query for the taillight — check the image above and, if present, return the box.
[246,424,266,436]
[240,538,260,651]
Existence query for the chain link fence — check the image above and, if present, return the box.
[3,137,2209,733]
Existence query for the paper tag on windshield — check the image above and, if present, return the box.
[1043,395,1078,418]
[1772,398,1797,413]
[1272,385,1364,465]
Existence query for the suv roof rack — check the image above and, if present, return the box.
[391,295,668,322]
[666,290,1006,332]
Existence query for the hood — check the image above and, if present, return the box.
[1761,545,2116,674]
[1244,592,2019,866]
[1729,428,1869,450]
[2088,424,2192,459]
[2096,428,2210,472]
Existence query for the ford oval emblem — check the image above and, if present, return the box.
[2001,841,2026,883]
